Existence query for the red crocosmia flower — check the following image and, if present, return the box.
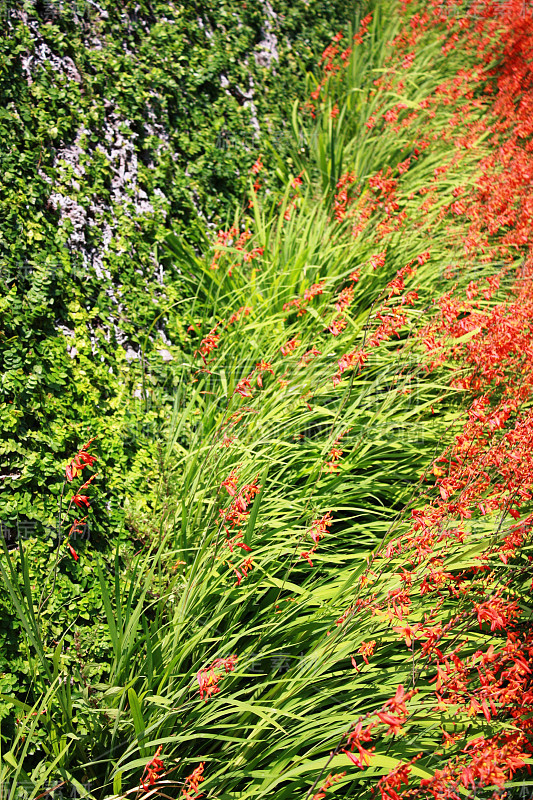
[221,469,240,496]
[224,533,247,553]
[328,317,347,336]
[393,624,416,648]
[219,478,261,533]
[79,473,97,490]
[235,377,253,398]
[71,494,90,510]
[474,596,520,633]
[309,512,333,544]
[312,772,346,800]
[291,171,304,188]
[197,667,219,701]
[140,746,165,791]
[69,472,98,510]
[210,226,238,270]
[198,326,220,361]
[353,12,372,44]
[417,250,430,265]
[340,46,352,62]
[65,438,97,482]
[234,229,251,250]
[197,656,237,701]
[298,347,321,368]
[256,360,274,387]
[343,748,373,768]
[251,157,263,175]
[402,51,415,69]
[375,759,419,800]
[376,710,404,736]
[182,762,205,799]
[68,543,79,562]
[226,305,251,326]
[234,557,253,586]
[358,640,376,665]
[333,348,368,385]
[335,284,355,313]
[68,517,88,540]
[383,684,413,716]
[256,359,273,372]
[343,720,375,766]
[370,251,386,270]
[281,337,300,356]
[243,246,264,263]
[301,514,332,566]
[336,605,357,627]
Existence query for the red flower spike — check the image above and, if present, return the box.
[71,494,90,510]
[197,656,237,701]
[312,771,346,800]
[344,720,375,767]
[281,337,300,356]
[376,711,404,737]
[235,375,254,398]
[182,762,205,799]
[141,746,165,791]
[221,469,240,497]
[65,438,97,482]
[251,157,263,175]
[358,640,377,664]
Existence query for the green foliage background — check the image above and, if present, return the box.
[1,2,532,797]
[0,0,360,714]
